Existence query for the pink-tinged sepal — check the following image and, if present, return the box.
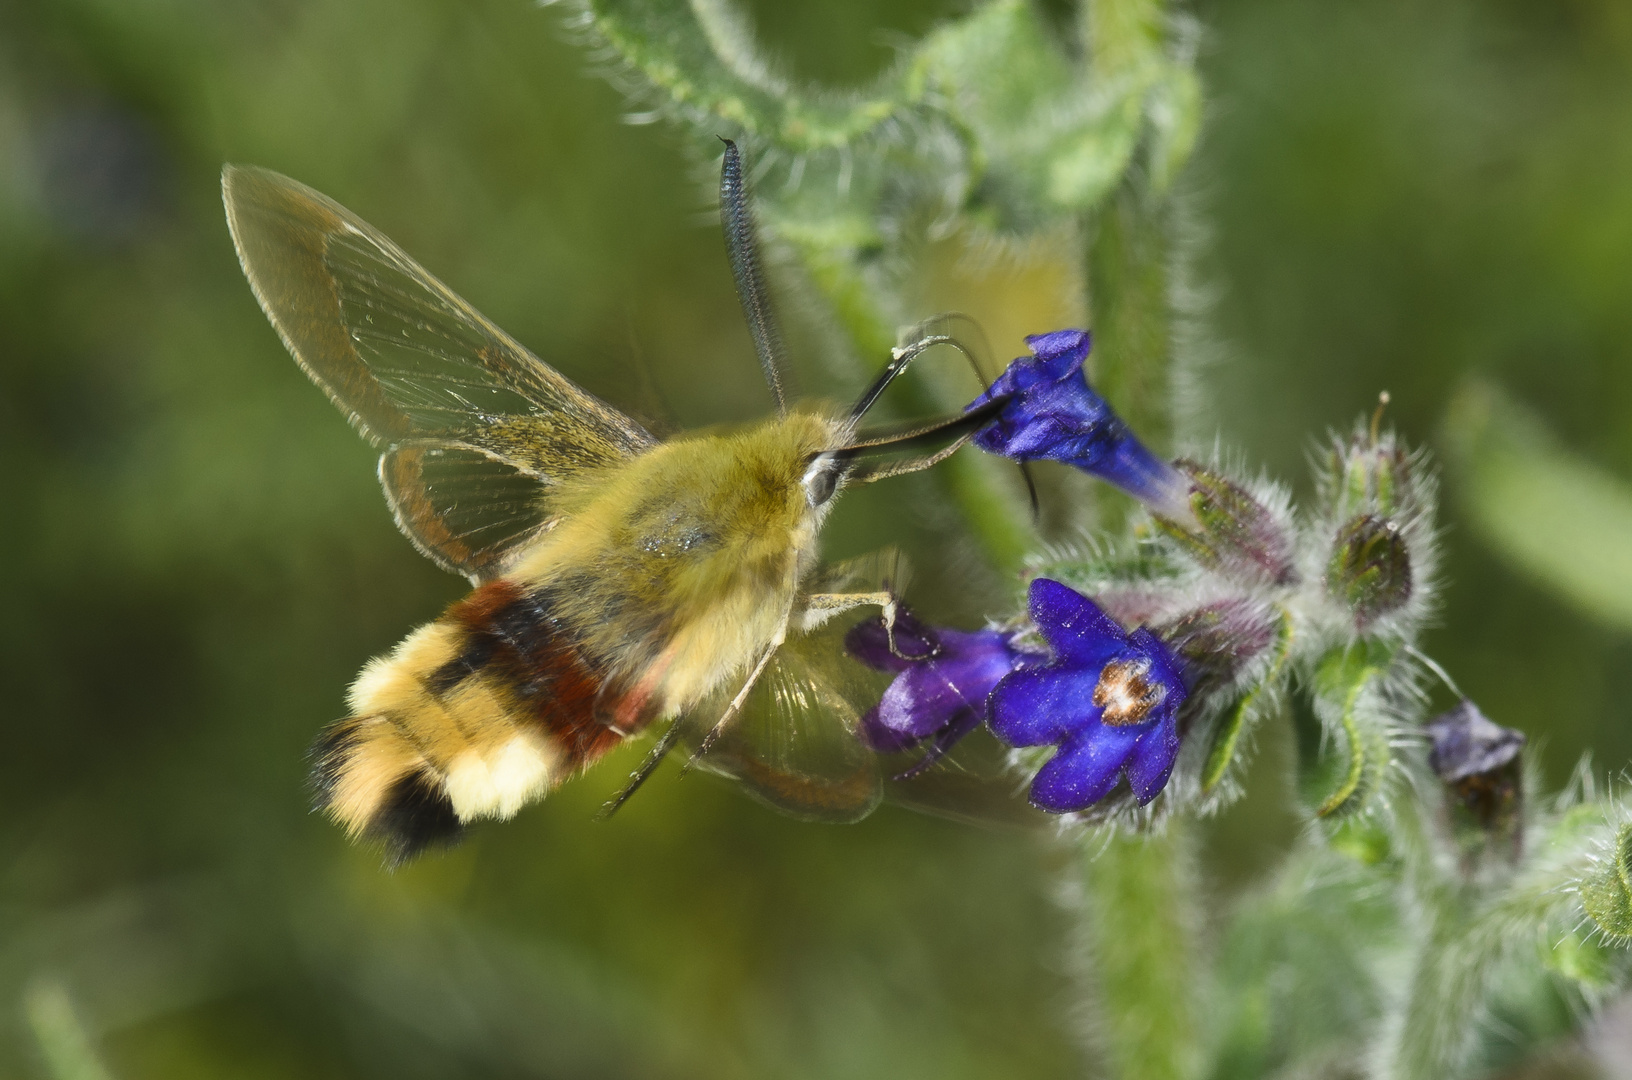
[1157,461,1299,588]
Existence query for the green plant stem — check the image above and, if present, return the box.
[1380,798,1612,1079]
[1086,185,1173,455]
[1079,826,1200,1080]
[1069,9,1199,1076]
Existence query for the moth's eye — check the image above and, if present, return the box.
[802,456,840,508]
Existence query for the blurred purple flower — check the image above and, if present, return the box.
[846,609,1040,776]
[968,330,1192,521]
[1425,699,1526,828]
[990,578,1188,812]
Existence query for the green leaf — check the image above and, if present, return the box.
[1443,379,1632,631]
[911,0,1146,219]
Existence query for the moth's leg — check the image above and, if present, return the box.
[798,591,937,661]
[798,590,894,630]
[598,717,686,820]
[804,548,909,599]
[686,635,783,767]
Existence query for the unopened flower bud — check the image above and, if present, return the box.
[1326,513,1413,628]
[1154,461,1298,588]
[1582,823,1632,941]
[1322,410,1422,523]
[1425,699,1525,862]
[1152,596,1279,697]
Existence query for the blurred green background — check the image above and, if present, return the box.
[2,0,1630,1076]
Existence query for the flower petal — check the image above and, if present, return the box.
[871,645,990,738]
[1028,578,1128,668]
[988,662,1103,746]
[967,330,1191,517]
[853,623,1032,755]
[1126,627,1187,701]
[1424,699,1525,784]
[1028,720,1142,812]
[1024,328,1093,370]
[1122,712,1180,804]
[858,705,922,753]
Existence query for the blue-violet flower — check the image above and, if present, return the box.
[846,609,1040,776]
[990,578,1188,812]
[967,330,1192,521]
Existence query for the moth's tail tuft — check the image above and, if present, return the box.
[309,715,465,867]
[308,582,647,864]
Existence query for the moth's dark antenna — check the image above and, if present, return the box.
[719,138,787,416]
[599,717,687,820]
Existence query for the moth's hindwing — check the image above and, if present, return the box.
[687,618,890,824]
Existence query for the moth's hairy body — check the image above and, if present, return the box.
[524,414,840,701]
[225,157,992,864]
[323,414,848,854]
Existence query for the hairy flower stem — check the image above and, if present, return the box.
[1086,186,1174,467]
[1081,0,1177,483]
[1066,3,1200,1071]
[1379,799,1613,1080]
[1079,827,1201,1080]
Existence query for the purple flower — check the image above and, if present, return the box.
[846,609,1040,776]
[1425,699,1525,825]
[968,330,1192,521]
[990,578,1188,813]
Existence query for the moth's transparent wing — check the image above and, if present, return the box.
[377,443,557,578]
[685,621,889,823]
[223,165,656,579]
[679,546,1055,827]
[885,734,1054,829]
[685,631,1051,828]
[801,547,910,603]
